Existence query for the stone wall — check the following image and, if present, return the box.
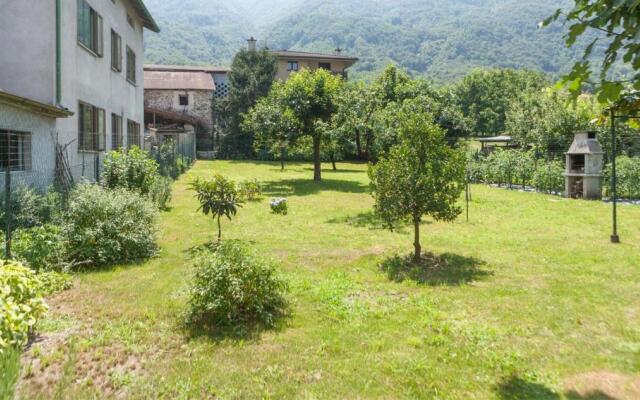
[145,89,215,151]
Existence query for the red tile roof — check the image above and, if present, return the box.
[144,70,215,91]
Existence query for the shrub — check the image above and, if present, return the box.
[103,146,159,195]
[605,156,640,200]
[270,198,288,215]
[533,162,565,194]
[62,184,158,268]
[0,261,48,351]
[11,224,66,272]
[36,271,73,296]
[190,175,243,242]
[185,241,288,333]
[149,176,173,210]
[0,185,53,230]
[238,179,263,201]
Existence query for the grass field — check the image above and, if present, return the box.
[15,161,640,399]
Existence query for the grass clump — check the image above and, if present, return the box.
[185,240,289,336]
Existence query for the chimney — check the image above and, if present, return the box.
[334,47,343,56]
[247,36,257,52]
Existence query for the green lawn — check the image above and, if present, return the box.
[17,161,640,399]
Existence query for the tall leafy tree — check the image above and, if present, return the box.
[243,87,301,171]
[454,69,548,136]
[219,48,277,158]
[544,0,640,105]
[276,69,344,181]
[369,108,466,263]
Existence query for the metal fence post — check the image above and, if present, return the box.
[95,153,100,184]
[610,110,620,243]
[4,165,12,259]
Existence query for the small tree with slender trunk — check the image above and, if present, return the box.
[369,108,466,263]
[190,175,243,242]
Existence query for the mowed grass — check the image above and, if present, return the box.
[17,161,640,399]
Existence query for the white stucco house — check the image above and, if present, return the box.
[0,0,159,189]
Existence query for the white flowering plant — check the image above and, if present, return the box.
[270,198,288,215]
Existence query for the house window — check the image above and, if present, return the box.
[111,113,123,149]
[111,30,122,71]
[127,119,140,148]
[287,61,299,72]
[319,62,331,70]
[126,46,136,84]
[77,0,103,56]
[0,130,31,171]
[78,102,106,152]
[179,94,189,106]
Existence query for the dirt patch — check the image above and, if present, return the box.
[564,370,640,399]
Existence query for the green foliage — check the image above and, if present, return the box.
[0,185,62,230]
[35,271,73,296]
[369,108,466,261]
[62,184,158,268]
[269,198,288,215]
[0,261,48,351]
[185,241,289,334]
[244,88,302,169]
[506,90,597,157]
[0,345,20,400]
[453,69,548,136]
[149,177,173,210]
[268,68,344,180]
[605,156,640,200]
[219,49,278,158]
[144,0,602,84]
[533,162,565,194]
[544,0,640,104]
[155,140,183,179]
[190,175,243,241]
[103,146,160,196]
[238,179,262,201]
[11,224,66,272]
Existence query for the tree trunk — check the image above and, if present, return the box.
[280,147,285,171]
[365,129,374,163]
[217,215,222,242]
[313,135,322,181]
[413,216,421,263]
[355,128,363,160]
[330,153,337,171]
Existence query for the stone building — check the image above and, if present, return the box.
[143,65,230,155]
[0,0,159,188]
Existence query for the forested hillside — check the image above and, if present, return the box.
[143,0,595,83]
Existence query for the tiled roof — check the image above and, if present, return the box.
[144,70,215,91]
[144,64,230,73]
[270,50,359,62]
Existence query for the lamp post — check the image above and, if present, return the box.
[610,109,620,243]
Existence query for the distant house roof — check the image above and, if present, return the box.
[144,70,216,91]
[0,89,73,118]
[270,50,359,63]
[127,0,160,33]
[144,64,230,73]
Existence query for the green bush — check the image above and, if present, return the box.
[11,224,66,272]
[605,156,640,200]
[103,146,159,195]
[149,176,173,210]
[533,162,565,194]
[238,179,263,201]
[185,241,289,333]
[0,261,48,351]
[155,139,191,179]
[35,271,73,296]
[0,185,60,230]
[62,184,158,268]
